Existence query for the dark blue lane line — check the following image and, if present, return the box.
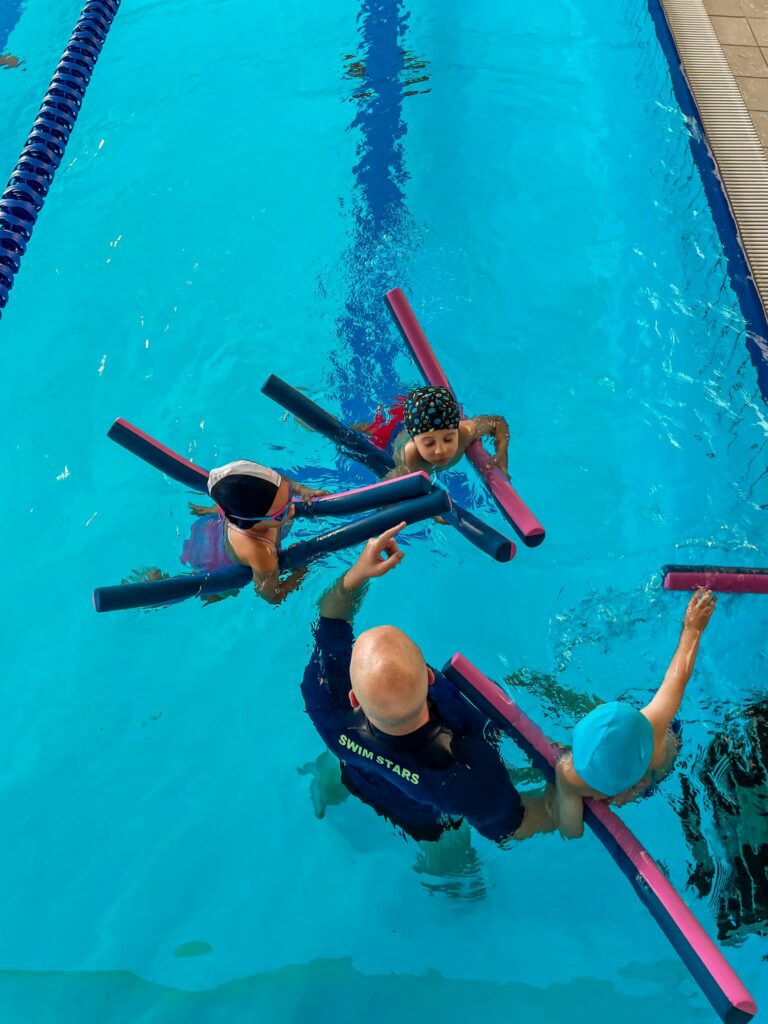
[647,0,768,401]
[333,0,414,424]
[0,0,23,54]
[330,1,481,512]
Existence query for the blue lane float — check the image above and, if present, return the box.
[93,419,450,612]
[261,374,516,563]
[0,0,121,314]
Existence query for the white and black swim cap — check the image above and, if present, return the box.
[208,460,282,523]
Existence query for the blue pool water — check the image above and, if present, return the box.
[1,0,767,1020]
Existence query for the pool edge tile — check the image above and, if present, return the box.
[659,0,768,336]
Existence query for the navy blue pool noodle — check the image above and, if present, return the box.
[109,418,431,519]
[261,374,395,478]
[93,488,450,612]
[108,418,210,492]
[443,505,513,562]
[93,564,251,612]
[294,472,432,518]
[261,374,515,563]
[280,488,449,569]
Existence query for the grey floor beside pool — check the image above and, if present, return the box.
[662,0,768,323]
[705,0,768,154]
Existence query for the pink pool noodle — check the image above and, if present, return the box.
[445,654,757,1024]
[664,570,768,595]
[385,288,545,547]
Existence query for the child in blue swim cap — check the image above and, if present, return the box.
[555,588,716,839]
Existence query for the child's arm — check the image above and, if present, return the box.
[641,588,716,763]
[232,535,309,605]
[555,757,585,839]
[254,565,309,605]
[464,415,510,474]
[384,434,418,479]
[318,523,405,621]
[189,502,219,517]
[286,478,331,503]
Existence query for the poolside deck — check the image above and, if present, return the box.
[706,0,768,153]
[661,0,768,327]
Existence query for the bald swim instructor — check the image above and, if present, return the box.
[301,523,557,843]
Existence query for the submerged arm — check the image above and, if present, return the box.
[318,523,406,622]
[318,565,370,621]
[383,434,415,479]
[235,537,308,606]
[286,477,331,502]
[254,565,309,606]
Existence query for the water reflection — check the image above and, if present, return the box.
[678,699,768,945]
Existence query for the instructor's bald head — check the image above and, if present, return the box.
[349,626,431,735]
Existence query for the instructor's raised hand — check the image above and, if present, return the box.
[346,522,406,587]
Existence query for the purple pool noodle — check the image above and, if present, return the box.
[442,653,757,1024]
[663,564,768,595]
[385,287,545,548]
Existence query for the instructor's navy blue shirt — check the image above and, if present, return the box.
[301,618,524,842]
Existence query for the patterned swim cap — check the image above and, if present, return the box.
[403,386,460,438]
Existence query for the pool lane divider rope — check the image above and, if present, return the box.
[663,564,768,595]
[385,288,546,548]
[0,0,120,315]
[93,419,450,612]
[444,654,757,1024]
[260,374,517,563]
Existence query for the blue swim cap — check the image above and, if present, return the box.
[572,702,654,797]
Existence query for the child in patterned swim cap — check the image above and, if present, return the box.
[363,385,510,478]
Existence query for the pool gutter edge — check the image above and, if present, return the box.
[648,0,768,389]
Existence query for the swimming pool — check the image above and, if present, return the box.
[1,0,766,1020]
